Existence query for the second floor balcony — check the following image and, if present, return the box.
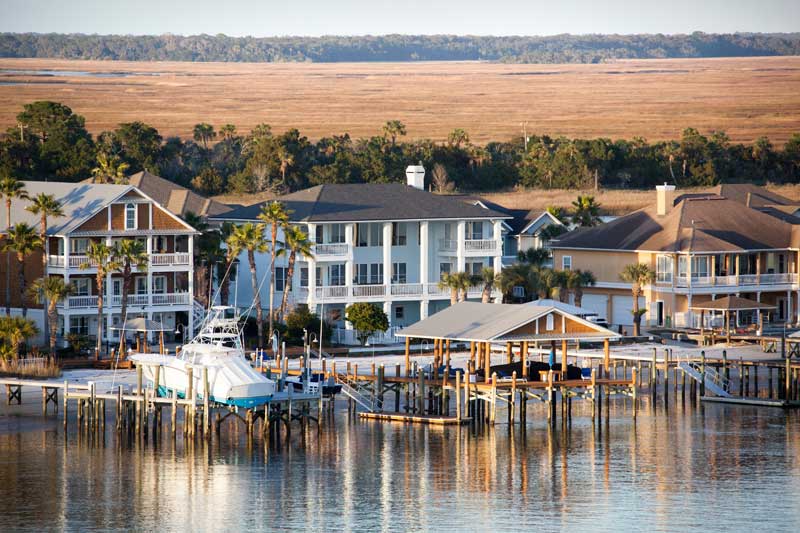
[673,272,798,289]
[438,238,499,256]
[58,292,191,310]
[311,243,351,260]
[308,283,487,302]
[48,252,191,270]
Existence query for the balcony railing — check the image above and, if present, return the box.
[352,284,386,298]
[464,239,497,252]
[60,292,191,309]
[438,239,457,252]
[675,273,798,288]
[48,253,190,269]
[390,283,423,296]
[307,283,488,301]
[151,253,191,266]
[312,243,350,258]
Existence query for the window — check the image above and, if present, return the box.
[329,264,345,286]
[72,278,90,296]
[316,267,322,287]
[355,264,369,285]
[444,223,453,242]
[512,286,525,298]
[370,223,383,247]
[69,316,89,336]
[546,313,554,331]
[392,222,407,246]
[112,279,122,296]
[275,267,288,292]
[70,238,89,254]
[467,221,483,240]
[315,226,324,244]
[562,255,572,271]
[154,236,168,253]
[466,261,483,276]
[369,263,384,285]
[125,203,137,230]
[329,224,345,244]
[395,306,405,320]
[135,277,147,295]
[356,223,368,247]
[656,255,674,283]
[300,267,309,288]
[439,263,452,279]
[392,262,407,284]
[356,223,384,247]
[153,276,166,294]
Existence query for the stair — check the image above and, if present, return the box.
[191,299,206,336]
[335,373,376,412]
[678,360,731,397]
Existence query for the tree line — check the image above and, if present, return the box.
[2,32,800,63]
[2,101,799,196]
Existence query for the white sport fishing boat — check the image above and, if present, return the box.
[130,306,275,408]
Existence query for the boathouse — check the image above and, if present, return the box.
[397,302,621,381]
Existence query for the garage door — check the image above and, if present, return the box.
[581,294,608,320]
[611,295,646,326]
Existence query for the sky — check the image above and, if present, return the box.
[1,0,798,36]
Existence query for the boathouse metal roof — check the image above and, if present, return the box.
[396,302,619,342]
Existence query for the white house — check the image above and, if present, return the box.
[214,167,512,337]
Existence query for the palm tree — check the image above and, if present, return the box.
[478,267,499,303]
[571,195,601,227]
[112,239,148,354]
[219,123,237,141]
[193,123,216,151]
[26,192,63,340]
[518,247,551,267]
[566,269,596,308]
[28,276,73,355]
[549,270,571,302]
[382,120,406,148]
[217,222,238,306]
[450,271,475,302]
[276,146,294,185]
[81,242,119,357]
[91,152,130,184]
[258,201,291,344]
[0,176,28,315]
[0,316,38,360]
[279,225,313,320]
[619,263,655,336]
[437,272,460,305]
[228,223,267,346]
[498,263,532,302]
[2,223,41,317]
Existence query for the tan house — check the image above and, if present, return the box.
[1,181,200,345]
[550,184,800,330]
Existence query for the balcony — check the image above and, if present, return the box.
[675,273,797,289]
[48,253,190,269]
[59,292,191,309]
[438,239,499,256]
[312,243,351,260]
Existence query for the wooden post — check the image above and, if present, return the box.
[522,341,528,379]
[786,356,791,401]
[700,351,706,397]
[484,342,491,383]
[490,372,498,424]
[590,368,597,421]
[456,370,462,422]
[632,367,638,419]
[187,366,194,437]
[506,342,513,364]
[203,366,210,438]
[561,339,568,374]
[469,341,476,366]
[417,370,425,415]
[603,339,610,378]
[510,371,517,425]
[651,348,657,391]
[446,339,451,368]
[404,337,411,377]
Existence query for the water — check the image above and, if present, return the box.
[1,396,799,531]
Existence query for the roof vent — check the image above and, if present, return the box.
[406,164,425,190]
[656,183,676,216]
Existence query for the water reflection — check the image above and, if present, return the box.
[1,398,799,531]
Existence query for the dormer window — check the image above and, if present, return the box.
[125,203,136,230]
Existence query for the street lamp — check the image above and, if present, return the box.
[175,323,185,345]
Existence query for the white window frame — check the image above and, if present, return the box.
[329,224,345,244]
[562,255,572,271]
[392,222,407,246]
[392,262,407,284]
[135,277,147,295]
[72,278,91,296]
[467,221,483,240]
[546,313,555,331]
[329,264,345,286]
[656,254,673,283]
[439,262,452,279]
[125,203,137,231]
[300,267,309,288]
[395,306,405,320]
[112,279,122,296]
[70,238,90,254]
[153,275,167,294]
[369,263,383,285]
[275,267,288,292]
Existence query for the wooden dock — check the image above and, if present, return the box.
[359,412,468,425]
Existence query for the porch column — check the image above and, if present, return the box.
[687,253,692,289]
[383,300,392,327]
[711,255,716,286]
[146,236,153,307]
[63,236,70,311]
[456,221,466,272]
[383,222,392,296]
[788,290,793,325]
[756,292,761,326]
[735,253,740,285]
[345,223,354,299]
[187,234,194,337]
[492,220,502,274]
[419,221,429,289]
[796,290,800,324]
[420,300,429,320]
[756,253,761,284]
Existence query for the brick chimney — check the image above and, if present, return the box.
[656,183,676,216]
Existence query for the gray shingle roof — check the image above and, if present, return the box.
[213,184,511,223]
[396,301,618,342]
[552,196,799,252]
